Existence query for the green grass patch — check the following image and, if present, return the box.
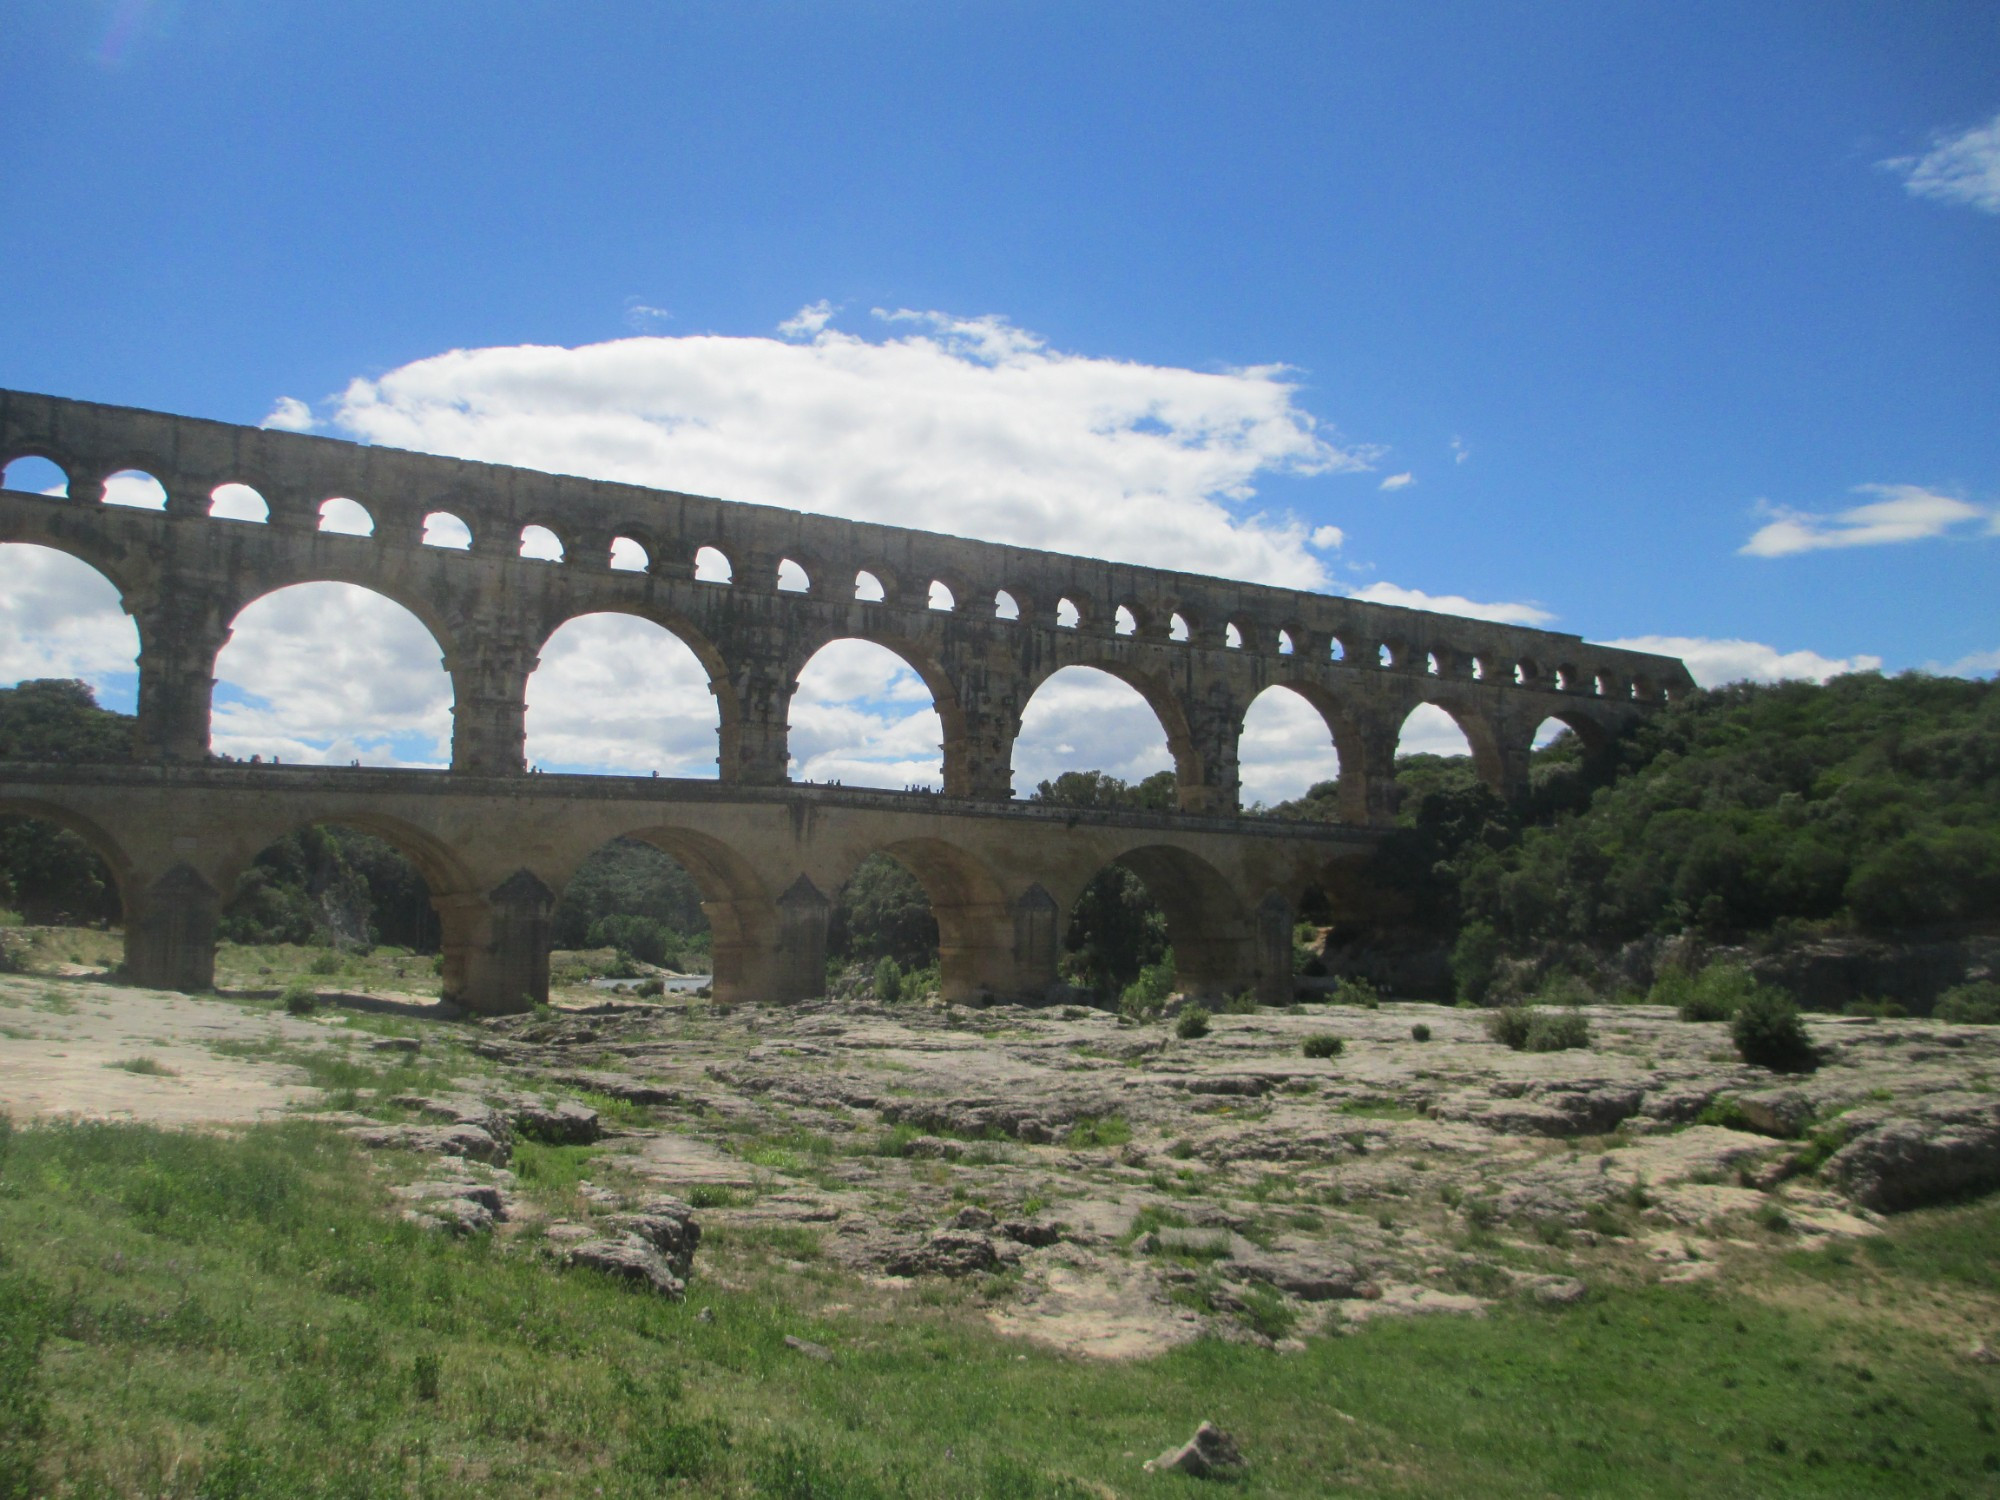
[105,1056,176,1077]
[2,1118,1999,1496]
[1062,1115,1132,1150]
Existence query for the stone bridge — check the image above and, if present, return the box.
[0,388,1692,1011]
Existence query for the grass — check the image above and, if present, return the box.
[105,1056,177,1077]
[4,1112,2000,1495]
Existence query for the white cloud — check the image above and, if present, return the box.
[1011,667,1174,794]
[1740,483,1992,557]
[1398,702,1474,757]
[1883,111,2000,215]
[778,300,836,339]
[0,544,141,710]
[1603,635,1881,688]
[261,397,316,432]
[789,639,944,789]
[1310,524,1345,549]
[1378,471,1414,491]
[1929,646,2000,679]
[525,614,719,776]
[1450,436,1469,465]
[324,308,1376,589]
[210,584,453,767]
[1347,581,1556,627]
[1239,687,1340,806]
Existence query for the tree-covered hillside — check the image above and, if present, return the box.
[1277,672,2000,971]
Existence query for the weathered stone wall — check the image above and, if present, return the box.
[0,388,1691,814]
[0,387,1692,1012]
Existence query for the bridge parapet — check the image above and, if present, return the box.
[1,388,1692,819]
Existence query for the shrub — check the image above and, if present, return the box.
[1301,1033,1343,1059]
[1733,989,1817,1072]
[1221,989,1260,1014]
[1411,1022,1432,1042]
[279,979,317,1016]
[1484,1005,1534,1050]
[1524,1009,1591,1052]
[873,955,902,1004]
[1656,960,1763,1022]
[1329,976,1381,1009]
[1176,1005,1212,1040]
[634,977,665,998]
[1119,952,1176,1017]
[305,948,342,976]
[1936,980,2000,1025]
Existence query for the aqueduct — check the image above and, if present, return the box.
[0,388,1692,1012]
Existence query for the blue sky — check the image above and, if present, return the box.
[1,2,1995,790]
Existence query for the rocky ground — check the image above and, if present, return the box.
[6,956,2000,1361]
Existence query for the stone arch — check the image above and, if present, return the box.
[1247,678,1372,824]
[1,453,71,496]
[526,610,729,778]
[693,545,733,584]
[422,511,474,549]
[579,825,786,1006]
[777,557,813,593]
[855,569,888,603]
[1113,605,1138,636]
[216,809,480,1002]
[927,579,957,612]
[208,483,269,523]
[1237,682,1344,810]
[519,524,565,562]
[787,632,962,791]
[608,535,650,572]
[1011,661,1196,805]
[0,543,144,707]
[1084,843,1255,1001]
[994,588,1021,620]
[835,837,1014,1002]
[1400,696,1506,793]
[102,469,169,510]
[0,797,135,914]
[318,497,374,536]
[214,581,456,767]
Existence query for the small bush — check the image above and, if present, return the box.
[280,979,317,1016]
[1525,1010,1591,1053]
[874,955,902,1004]
[1329,976,1381,1009]
[1301,1033,1343,1059]
[1484,1005,1534,1050]
[1733,990,1817,1073]
[1410,1022,1432,1042]
[1119,952,1176,1018]
[1176,1005,1212,1040]
[1658,961,1765,1022]
[305,948,342,976]
[1936,980,2000,1025]
[1451,920,1502,1005]
[1064,1115,1132,1149]
[411,1350,442,1402]
[634,976,665,998]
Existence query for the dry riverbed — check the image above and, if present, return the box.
[4,956,1998,1360]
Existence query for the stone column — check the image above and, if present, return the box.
[1006,884,1060,999]
[719,659,794,786]
[446,631,539,775]
[771,875,830,1002]
[453,869,553,1014]
[129,589,233,763]
[1351,712,1407,827]
[1254,889,1295,1005]
[1179,682,1243,815]
[123,863,219,992]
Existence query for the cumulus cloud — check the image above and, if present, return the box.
[0,545,141,711]
[1011,667,1174,794]
[1310,524,1345,550]
[261,397,316,432]
[324,306,1379,589]
[1740,484,1993,557]
[1883,111,2000,215]
[1346,581,1556,627]
[1602,635,1882,688]
[525,614,720,776]
[1378,471,1415,491]
[1929,646,2000,679]
[209,584,453,766]
[789,639,945,789]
